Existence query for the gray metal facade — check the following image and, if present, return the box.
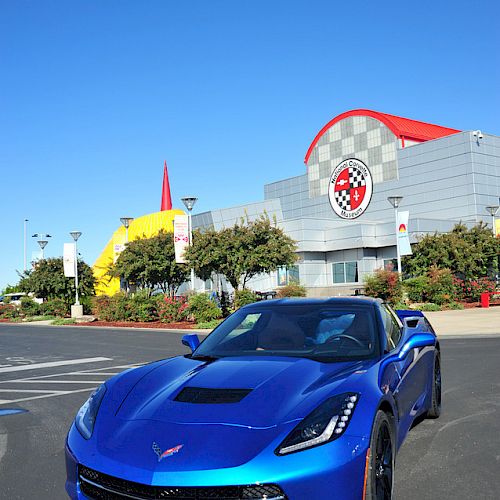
[192,116,500,296]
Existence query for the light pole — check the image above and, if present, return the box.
[32,233,52,261]
[486,206,499,236]
[181,196,198,291]
[387,196,404,278]
[120,217,134,243]
[24,219,29,271]
[70,231,82,308]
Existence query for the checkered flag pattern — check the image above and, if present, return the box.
[349,167,366,188]
[307,115,399,198]
[334,190,351,211]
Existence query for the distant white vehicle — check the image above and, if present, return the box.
[1,292,43,306]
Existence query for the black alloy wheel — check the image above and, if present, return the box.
[366,410,395,500]
[427,352,442,418]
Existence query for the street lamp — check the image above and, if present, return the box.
[486,205,499,236]
[181,196,198,291]
[387,196,404,278]
[32,233,52,260]
[120,217,134,243]
[70,231,82,309]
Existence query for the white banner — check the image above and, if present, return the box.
[174,215,189,264]
[397,211,412,256]
[63,243,76,277]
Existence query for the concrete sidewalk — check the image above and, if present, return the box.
[425,307,500,336]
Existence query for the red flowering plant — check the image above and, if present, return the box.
[453,277,497,302]
[156,295,189,323]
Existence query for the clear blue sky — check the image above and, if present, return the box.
[1,0,499,290]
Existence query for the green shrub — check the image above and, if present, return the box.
[195,319,223,329]
[404,276,429,303]
[276,284,307,298]
[187,293,222,323]
[453,277,497,302]
[364,269,403,305]
[156,295,189,323]
[444,301,464,310]
[20,297,41,316]
[233,289,258,309]
[418,303,441,312]
[0,304,19,319]
[426,267,454,304]
[41,298,69,317]
[127,291,158,322]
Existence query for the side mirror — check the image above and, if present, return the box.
[379,333,436,385]
[182,334,200,353]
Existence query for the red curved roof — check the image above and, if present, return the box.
[304,109,460,164]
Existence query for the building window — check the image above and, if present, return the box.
[383,259,398,272]
[277,266,300,286]
[332,262,358,284]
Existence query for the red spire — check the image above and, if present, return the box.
[160,160,172,211]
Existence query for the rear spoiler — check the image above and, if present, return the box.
[396,309,430,330]
[395,309,424,321]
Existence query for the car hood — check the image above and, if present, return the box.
[116,355,371,428]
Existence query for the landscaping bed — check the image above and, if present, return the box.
[72,320,196,330]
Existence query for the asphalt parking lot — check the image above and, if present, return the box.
[0,324,499,499]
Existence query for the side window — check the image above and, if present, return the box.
[380,305,402,351]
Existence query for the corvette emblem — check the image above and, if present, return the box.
[152,442,183,462]
[328,158,373,220]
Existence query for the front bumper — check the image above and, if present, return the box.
[66,429,369,500]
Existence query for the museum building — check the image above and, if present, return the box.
[192,109,500,296]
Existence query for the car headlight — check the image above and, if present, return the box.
[276,393,359,455]
[75,384,107,440]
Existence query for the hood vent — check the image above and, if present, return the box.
[174,387,252,404]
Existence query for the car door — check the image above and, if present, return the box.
[380,304,426,423]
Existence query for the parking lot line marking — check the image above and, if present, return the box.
[5,380,106,384]
[0,389,67,393]
[0,357,112,374]
[0,387,96,405]
[0,363,141,383]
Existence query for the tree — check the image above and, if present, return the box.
[18,257,95,304]
[403,223,500,280]
[185,215,298,290]
[108,231,189,296]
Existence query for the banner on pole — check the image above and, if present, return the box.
[113,233,126,263]
[397,211,412,256]
[174,215,189,263]
[63,243,76,277]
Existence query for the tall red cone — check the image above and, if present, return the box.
[160,160,172,211]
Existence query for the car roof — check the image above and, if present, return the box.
[242,296,383,308]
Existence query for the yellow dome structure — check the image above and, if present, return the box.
[93,209,185,296]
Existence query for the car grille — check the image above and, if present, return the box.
[79,465,287,500]
[174,387,252,404]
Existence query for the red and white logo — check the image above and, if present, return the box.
[328,158,373,219]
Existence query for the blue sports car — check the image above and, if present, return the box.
[66,297,441,500]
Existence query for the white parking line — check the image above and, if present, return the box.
[0,388,95,405]
[0,389,68,394]
[0,357,112,374]
[6,380,106,384]
[0,362,143,406]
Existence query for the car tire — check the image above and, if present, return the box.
[426,351,441,419]
[365,410,395,500]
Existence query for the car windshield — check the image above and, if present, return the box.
[193,303,378,362]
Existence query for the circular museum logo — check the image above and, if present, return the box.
[328,158,373,220]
